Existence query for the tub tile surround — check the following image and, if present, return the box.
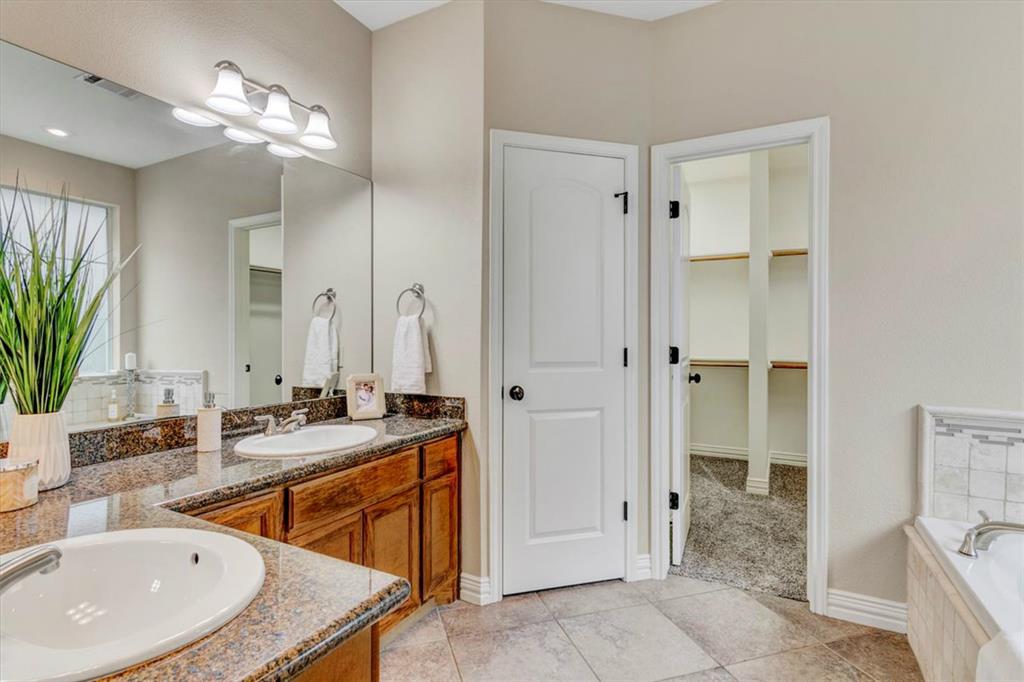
[382,577,921,682]
[0,413,465,680]
[904,526,989,682]
[918,405,1024,523]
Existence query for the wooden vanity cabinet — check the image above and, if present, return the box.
[363,485,421,627]
[197,491,284,541]
[289,511,364,564]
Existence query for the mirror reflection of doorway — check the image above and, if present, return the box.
[230,213,283,408]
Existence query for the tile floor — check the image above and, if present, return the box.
[381,576,923,682]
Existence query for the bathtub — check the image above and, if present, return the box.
[906,516,1024,681]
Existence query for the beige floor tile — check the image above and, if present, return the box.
[384,608,448,650]
[661,668,737,681]
[381,639,461,682]
[631,575,727,603]
[656,588,817,665]
[747,592,874,643]
[825,631,924,682]
[725,645,871,681]
[449,620,597,681]
[538,580,648,619]
[559,604,718,681]
[440,592,551,637]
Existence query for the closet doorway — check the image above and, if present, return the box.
[650,118,830,614]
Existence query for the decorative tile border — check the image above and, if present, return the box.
[0,392,466,467]
[918,405,1024,523]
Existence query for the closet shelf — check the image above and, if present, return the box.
[771,248,808,258]
[691,359,749,367]
[689,252,749,263]
[770,360,808,369]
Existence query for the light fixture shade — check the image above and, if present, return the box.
[258,86,298,134]
[224,127,263,144]
[299,105,337,150]
[206,62,252,116]
[266,143,302,158]
[172,107,219,127]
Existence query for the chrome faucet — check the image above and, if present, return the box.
[0,545,62,595]
[253,409,309,436]
[957,511,1024,557]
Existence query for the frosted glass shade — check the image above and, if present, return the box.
[258,87,298,134]
[266,143,302,158]
[299,106,337,150]
[173,108,219,127]
[206,64,252,116]
[224,127,263,144]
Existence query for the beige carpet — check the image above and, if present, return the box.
[669,455,807,600]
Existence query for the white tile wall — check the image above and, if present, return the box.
[63,370,207,430]
[920,406,1024,523]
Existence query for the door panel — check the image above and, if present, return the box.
[670,167,692,565]
[364,486,420,627]
[502,145,627,594]
[289,511,363,564]
[422,473,459,603]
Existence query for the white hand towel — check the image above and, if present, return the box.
[977,631,1024,682]
[391,315,431,394]
[302,317,338,386]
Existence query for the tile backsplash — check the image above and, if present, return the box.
[919,405,1024,523]
[62,370,207,430]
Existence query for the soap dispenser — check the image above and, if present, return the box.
[156,388,180,418]
[106,390,121,422]
[196,392,222,452]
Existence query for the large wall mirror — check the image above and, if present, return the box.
[0,41,372,433]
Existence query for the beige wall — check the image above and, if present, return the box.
[372,1,486,573]
[653,0,1024,602]
[0,135,139,357]
[0,0,372,177]
[134,144,281,398]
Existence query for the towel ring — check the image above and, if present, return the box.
[396,283,426,318]
[312,287,337,324]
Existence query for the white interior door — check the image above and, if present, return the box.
[669,166,692,566]
[502,145,627,594]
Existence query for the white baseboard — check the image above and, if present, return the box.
[827,588,907,633]
[691,443,807,467]
[634,553,652,580]
[459,573,494,605]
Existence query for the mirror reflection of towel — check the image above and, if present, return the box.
[302,317,339,386]
[391,315,432,394]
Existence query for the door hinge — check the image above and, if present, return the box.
[623,501,629,521]
[669,491,680,510]
[669,346,680,365]
[669,200,680,219]
[614,191,629,215]
[623,348,628,367]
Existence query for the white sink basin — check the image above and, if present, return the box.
[233,424,378,459]
[0,528,264,682]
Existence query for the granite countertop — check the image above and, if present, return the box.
[0,414,467,680]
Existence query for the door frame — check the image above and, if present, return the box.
[487,129,641,603]
[649,117,830,613]
[227,211,282,409]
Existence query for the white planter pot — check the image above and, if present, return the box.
[9,412,71,491]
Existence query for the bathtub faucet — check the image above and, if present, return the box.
[957,511,1024,557]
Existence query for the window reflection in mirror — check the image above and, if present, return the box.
[0,40,372,435]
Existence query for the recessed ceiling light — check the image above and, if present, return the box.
[224,127,263,144]
[44,127,70,137]
[266,143,302,158]
[172,107,219,127]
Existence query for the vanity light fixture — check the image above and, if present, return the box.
[299,106,338,150]
[223,127,263,144]
[205,61,253,116]
[43,127,71,137]
[266,143,302,158]
[258,85,299,135]
[172,108,219,127]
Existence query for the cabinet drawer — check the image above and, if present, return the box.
[288,449,418,535]
[422,436,458,480]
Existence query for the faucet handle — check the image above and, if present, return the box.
[978,510,991,523]
[254,414,278,436]
[291,408,309,417]
[290,408,308,426]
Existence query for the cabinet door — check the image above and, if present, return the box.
[289,511,363,564]
[363,486,420,626]
[198,491,284,541]
[422,472,459,603]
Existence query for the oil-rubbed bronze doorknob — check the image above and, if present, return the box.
[509,385,525,401]
[688,373,701,384]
